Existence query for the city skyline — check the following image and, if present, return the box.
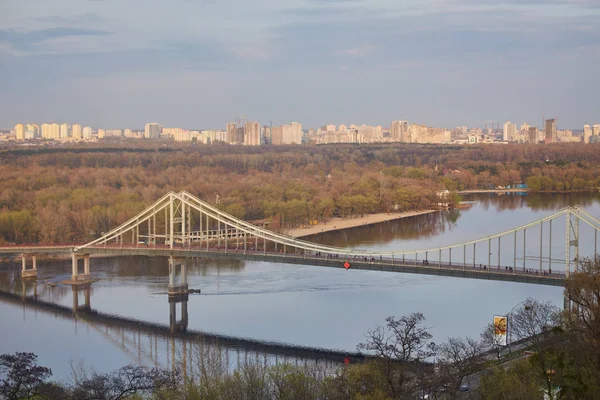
[8,118,599,145]
[2,0,599,129]
[3,117,594,133]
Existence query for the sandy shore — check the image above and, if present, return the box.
[286,209,437,238]
[458,189,528,194]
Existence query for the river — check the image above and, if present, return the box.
[1,193,598,378]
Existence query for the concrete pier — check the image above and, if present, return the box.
[21,254,38,279]
[168,256,189,297]
[61,253,93,285]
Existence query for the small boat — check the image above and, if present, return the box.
[44,281,57,287]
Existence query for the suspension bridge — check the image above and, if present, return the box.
[2,190,600,287]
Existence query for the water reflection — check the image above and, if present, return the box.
[305,210,459,248]
[467,192,600,212]
[0,258,359,378]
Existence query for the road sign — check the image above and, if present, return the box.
[344,261,350,269]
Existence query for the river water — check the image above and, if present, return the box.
[1,193,599,378]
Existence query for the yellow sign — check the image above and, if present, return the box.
[493,315,508,346]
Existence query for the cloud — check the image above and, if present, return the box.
[35,13,106,24]
[0,27,111,54]
[337,44,375,57]
[1,0,599,129]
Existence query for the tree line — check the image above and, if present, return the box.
[1,142,599,244]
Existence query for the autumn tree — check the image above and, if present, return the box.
[0,352,52,400]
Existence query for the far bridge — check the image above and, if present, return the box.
[2,190,600,287]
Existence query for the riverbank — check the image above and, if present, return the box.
[458,189,529,194]
[286,209,437,238]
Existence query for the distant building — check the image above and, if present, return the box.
[528,127,539,144]
[593,124,600,137]
[144,123,162,139]
[25,124,39,139]
[97,129,106,139]
[503,121,516,142]
[584,124,593,144]
[82,126,92,140]
[271,125,283,145]
[60,123,69,139]
[225,123,237,144]
[390,120,409,142]
[14,124,24,140]
[545,119,557,143]
[72,124,82,139]
[270,122,302,145]
[244,121,261,146]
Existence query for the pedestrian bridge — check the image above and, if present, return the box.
[3,190,600,286]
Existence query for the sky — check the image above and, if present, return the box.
[1,0,599,130]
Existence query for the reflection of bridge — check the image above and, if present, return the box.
[0,287,361,374]
[3,191,600,286]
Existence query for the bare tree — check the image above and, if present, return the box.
[436,337,486,398]
[510,298,560,347]
[0,352,52,400]
[357,313,436,399]
[357,313,436,363]
[69,364,177,400]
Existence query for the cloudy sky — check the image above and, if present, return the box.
[1,0,599,130]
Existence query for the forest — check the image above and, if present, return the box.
[1,142,599,244]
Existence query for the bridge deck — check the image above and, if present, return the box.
[84,245,565,287]
[0,244,566,286]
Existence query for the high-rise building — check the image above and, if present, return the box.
[262,125,271,144]
[503,121,516,142]
[287,122,303,144]
[82,126,92,140]
[242,122,260,146]
[50,123,60,139]
[271,126,283,145]
[72,124,82,139]
[41,124,50,139]
[97,129,106,139]
[390,120,409,142]
[226,123,237,144]
[584,124,593,144]
[271,122,303,145]
[593,124,600,137]
[14,124,24,140]
[528,127,539,144]
[545,119,557,143]
[60,123,69,139]
[24,124,36,139]
[144,123,162,139]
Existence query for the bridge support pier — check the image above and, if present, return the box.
[21,254,38,279]
[61,253,92,285]
[168,256,189,297]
